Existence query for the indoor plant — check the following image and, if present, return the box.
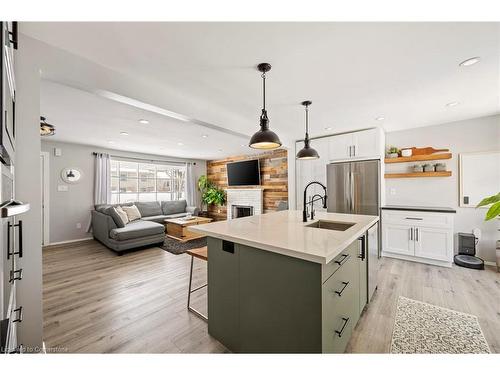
[197,175,226,215]
[477,192,500,272]
[386,146,400,158]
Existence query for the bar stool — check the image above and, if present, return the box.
[186,247,208,322]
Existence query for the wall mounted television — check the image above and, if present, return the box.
[226,159,261,186]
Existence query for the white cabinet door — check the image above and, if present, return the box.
[352,128,380,159]
[414,226,452,262]
[328,133,352,161]
[383,223,414,256]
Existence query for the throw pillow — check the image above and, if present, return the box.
[115,206,130,225]
[122,204,142,222]
[107,206,128,228]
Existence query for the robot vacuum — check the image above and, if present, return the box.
[454,232,484,270]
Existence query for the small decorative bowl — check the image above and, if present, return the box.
[423,163,434,172]
[434,163,446,172]
[413,164,424,172]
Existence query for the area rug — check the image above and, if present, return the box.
[390,296,490,354]
[160,236,207,255]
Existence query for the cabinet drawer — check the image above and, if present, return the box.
[382,210,453,229]
[321,240,359,283]
[322,246,357,353]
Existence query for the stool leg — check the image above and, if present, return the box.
[187,256,194,311]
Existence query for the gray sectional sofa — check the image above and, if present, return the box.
[91,200,198,254]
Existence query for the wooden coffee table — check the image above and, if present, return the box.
[164,216,213,243]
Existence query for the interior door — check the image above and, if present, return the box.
[350,160,379,216]
[383,223,414,256]
[414,226,451,261]
[327,162,350,214]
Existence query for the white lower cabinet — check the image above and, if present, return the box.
[382,210,454,267]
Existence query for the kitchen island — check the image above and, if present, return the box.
[191,210,379,353]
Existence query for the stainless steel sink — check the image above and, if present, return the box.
[305,220,355,231]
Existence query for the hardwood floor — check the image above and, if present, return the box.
[43,240,500,353]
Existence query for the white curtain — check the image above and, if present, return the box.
[94,153,112,204]
[185,162,196,207]
[88,153,111,232]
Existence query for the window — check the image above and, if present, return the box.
[110,159,186,204]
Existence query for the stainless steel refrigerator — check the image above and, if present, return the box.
[326,160,380,301]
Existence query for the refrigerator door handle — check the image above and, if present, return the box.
[349,172,355,213]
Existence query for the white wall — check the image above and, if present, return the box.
[385,114,500,262]
[41,140,206,244]
[14,33,43,351]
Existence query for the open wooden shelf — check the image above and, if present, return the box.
[385,171,452,179]
[384,153,452,164]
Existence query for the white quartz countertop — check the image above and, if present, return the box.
[190,210,379,264]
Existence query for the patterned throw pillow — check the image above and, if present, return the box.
[115,206,130,225]
[122,204,142,222]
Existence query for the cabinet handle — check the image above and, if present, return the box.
[409,227,413,241]
[352,145,356,157]
[405,217,423,220]
[15,221,23,258]
[9,268,23,283]
[334,253,349,266]
[334,281,349,296]
[335,317,350,337]
[415,228,419,242]
[13,306,23,323]
[7,222,11,259]
[358,235,366,260]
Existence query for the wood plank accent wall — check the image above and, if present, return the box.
[206,149,288,221]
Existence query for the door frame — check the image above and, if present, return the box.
[40,151,50,245]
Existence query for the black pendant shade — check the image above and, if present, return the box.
[296,101,319,160]
[249,63,282,150]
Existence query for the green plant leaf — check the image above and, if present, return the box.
[485,201,500,221]
[476,192,500,208]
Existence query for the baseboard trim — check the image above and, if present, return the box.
[43,237,94,249]
[484,260,497,267]
[382,251,452,268]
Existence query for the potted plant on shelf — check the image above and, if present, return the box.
[197,175,211,217]
[386,146,400,158]
[476,192,500,272]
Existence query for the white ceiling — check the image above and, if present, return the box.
[40,81,255,160]
[26,22,500,159]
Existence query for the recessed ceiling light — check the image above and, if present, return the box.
[324,127,332,131]
[241,144,246,147]
[107,140,115,144]
[201,134,208,138]
[446,101,460,107]
[459,57,480,67]
[375,116,385,121]
[218,149,223,152]
[138,119,149,124]
[120,132,129,136]
[177,142,184,146]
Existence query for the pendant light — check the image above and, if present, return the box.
[296,101,319,160]
[40,116,55,136]
[249,63,282,149]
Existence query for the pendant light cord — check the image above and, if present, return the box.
[262,72,266,110]
[305,103,309,139]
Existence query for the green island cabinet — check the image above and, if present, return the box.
[207,235,368,353]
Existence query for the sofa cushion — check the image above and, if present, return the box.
[109,220,164,241]
[142,213,187,223]
[122,204,142,221]
[135,201,162,217]
[162,200,187,215]
[95,202,133,213]
[106,207,127,228]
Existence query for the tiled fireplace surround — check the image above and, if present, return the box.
[226,188,263,220]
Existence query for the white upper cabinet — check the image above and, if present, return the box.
[327,133,352,161]
[328,128,383,162]
[351,128,381,160]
